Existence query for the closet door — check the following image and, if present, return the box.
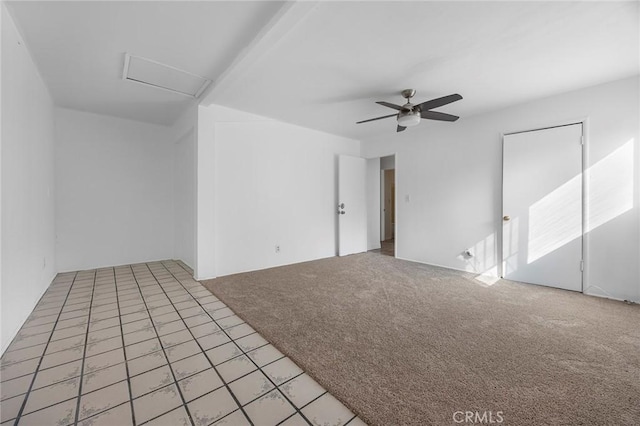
[502,124,583,292]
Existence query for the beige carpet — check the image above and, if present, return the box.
[203,253,640,426]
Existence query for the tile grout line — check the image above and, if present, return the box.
[172,260,361,426]
[13,396,79,421]
[1,334,270,422]
[73,270,99,425]
[112,267,137,425]
[189,408,242,426]
[127,264,196,426]
[69,399,130,425]
[343,414,359,425]
[38,305,221,352]
[276,413,299,426]
[132,384,221,426]
[157,261,315,426]
[6,261,358,426]
[230,369,304,410]
[214,344,282,371]
[140,262,255,426]
[3,299,234,357]
[161,262,314,421]
[18,361,309,424]
[12,272,79,425]
[3,290,73,350]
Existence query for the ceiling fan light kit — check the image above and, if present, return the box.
[357,89,463,132]
[397,110,421,127]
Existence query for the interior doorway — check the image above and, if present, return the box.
[379,155,395,257]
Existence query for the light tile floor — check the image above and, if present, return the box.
[1,260,365,426]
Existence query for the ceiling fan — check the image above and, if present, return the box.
[356,89,463,132]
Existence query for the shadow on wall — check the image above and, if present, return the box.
[462,138,636,290]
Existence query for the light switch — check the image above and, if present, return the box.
[405,194,410,203]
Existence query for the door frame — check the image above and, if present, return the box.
[381,168,396,242]
[499,117,589,292]
[380,170,385,244]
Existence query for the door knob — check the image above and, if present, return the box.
[503,215,510,221]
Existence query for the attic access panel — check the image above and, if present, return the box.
[123,53,211,98]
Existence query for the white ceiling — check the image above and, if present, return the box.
[205,1,639,140]
[7,1,639,136]
[6,1,285,125]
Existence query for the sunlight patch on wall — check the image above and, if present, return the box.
[527,174,582,263]
[468,233,498,274]
[525,139,635,264]
[587,139,634,231]
[462,232,500,286]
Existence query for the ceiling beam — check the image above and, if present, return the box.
[200,1,319,106]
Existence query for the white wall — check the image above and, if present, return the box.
[55,108,174,272]
[197,104,360,277]
[196,105,216,280]
[1,5,57,353]
[171,104,197,270]
[380,155,395,170]
[362,76,640,302]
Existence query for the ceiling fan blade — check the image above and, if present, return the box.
[356,113,397,124]
[376,101,405,111]
[416,94,462,111]
[420,110,459,122]
[397,125,406,132]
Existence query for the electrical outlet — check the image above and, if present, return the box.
[275,245,280,253]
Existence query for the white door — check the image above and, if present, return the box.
[338,155,367,256]
[502,123,583,291]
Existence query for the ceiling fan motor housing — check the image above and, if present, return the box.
[401,89,416,99]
